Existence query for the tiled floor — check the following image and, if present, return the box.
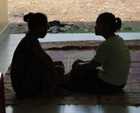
[5,105,140,113]
[1,33,140,113]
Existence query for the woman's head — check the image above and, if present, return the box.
[24,12,49,38]
[95,12,122,37]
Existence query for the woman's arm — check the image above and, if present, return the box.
[32,41,58,94]
[32,41,54,67]
[72,58,101,71]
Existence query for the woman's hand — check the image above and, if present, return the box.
[72,59,86,69]
[54,61,65,75]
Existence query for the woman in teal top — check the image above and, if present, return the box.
[64,12,130,94]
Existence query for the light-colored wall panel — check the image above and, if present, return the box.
[0,0,8,32]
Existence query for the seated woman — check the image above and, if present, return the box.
[64,12,130,94]
[10,12,64,98]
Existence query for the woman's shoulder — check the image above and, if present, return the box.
[15,36,33,53]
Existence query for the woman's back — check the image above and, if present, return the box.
[95,35,130,86]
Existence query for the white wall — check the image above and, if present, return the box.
[0,0,8,43]
[0,0,8,32]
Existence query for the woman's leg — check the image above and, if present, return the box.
[97,78,125,95]
[54,61,65,83]
[63,63,99,93]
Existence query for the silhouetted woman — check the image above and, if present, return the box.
[10,12,60,98]
[65,12,130,94]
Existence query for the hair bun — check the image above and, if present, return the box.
[24,12,34,22]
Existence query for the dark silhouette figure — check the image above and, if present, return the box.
[10,12,64,98]
[64,12,130,94]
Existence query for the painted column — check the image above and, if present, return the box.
[0,0,8,32]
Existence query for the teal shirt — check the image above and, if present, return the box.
[94,35,130,86]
